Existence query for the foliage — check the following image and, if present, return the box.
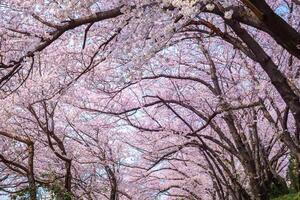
[269,182,290,199]
[288,155,300,193]
[272,193,300,200]
[47,184,73,200]
[10,186,35,200]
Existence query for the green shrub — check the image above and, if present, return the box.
[272,193,300,200]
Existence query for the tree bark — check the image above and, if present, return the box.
[241,0,300,59]
[105,166,118,200]
[28,143,36,200]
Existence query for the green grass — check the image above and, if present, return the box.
[272,193,300,200]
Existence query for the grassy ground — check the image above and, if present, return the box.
[272,193,300,200]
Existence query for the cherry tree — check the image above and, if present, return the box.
[76,33,291,199]
[0,0,299,200]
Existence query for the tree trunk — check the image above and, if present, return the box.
[247,0,300,59]
[28,144,36,200]
[105,166,118,200]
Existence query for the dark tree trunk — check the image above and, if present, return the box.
[105,166,118,200]
[28,144,36,200]
[244,0,300,59]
